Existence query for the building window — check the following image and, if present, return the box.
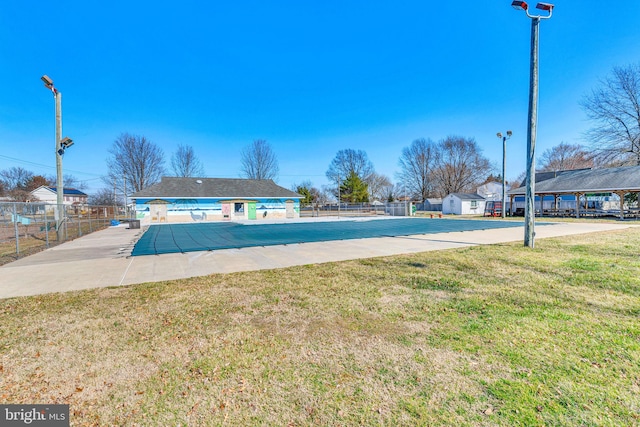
[234,203,244,214]
[470,200,478,209]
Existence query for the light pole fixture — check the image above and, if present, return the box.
[511,1,554,248]
[496,130,513,218]
[41,74,66,242]
[58,137,74,155]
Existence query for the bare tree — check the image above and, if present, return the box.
[397,138,437,202]
[46,174,87,190]
[0,167,33,192]
[431,136,493,197]
[89,188,118,206]
[581,63,640,166]
[367,172,393,202]
[326,149,374,186]
[538,142,594,172]
[106,133,166,193]
[171,144,205,177]
[240,140,279,180]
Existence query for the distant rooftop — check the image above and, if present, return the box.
[47,187,88,196]
[130,177,303,199]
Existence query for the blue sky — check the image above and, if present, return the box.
[1,1,639,195]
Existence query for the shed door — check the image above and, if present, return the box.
[248,202,257,220]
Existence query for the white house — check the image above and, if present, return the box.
[29,186,88,206]
[476,182,504,201]
[442,193,486,215]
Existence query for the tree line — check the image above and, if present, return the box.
[3,62,638,205]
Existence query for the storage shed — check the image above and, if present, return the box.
[442,193,486,215]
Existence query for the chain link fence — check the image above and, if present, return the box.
[299,202,415,218]
[1,201,417,264]
[0,202,133,264]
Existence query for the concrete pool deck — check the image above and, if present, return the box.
[0,218,636,299]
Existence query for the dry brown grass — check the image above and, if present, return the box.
[1,227,639,426]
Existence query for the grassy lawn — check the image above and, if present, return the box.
[1,228,639,426]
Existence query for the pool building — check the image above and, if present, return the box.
[130,177,303,223]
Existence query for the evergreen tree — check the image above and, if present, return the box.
[340,171,369,203]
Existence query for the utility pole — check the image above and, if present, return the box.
[524,16,539,247]
[55,89,64,241]
[41,75,66,242]
[512,1,554,248]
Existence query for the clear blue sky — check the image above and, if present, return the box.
[1,1,639,195]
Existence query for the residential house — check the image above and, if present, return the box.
[29,186,88,206]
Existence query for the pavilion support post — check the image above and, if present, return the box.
[616,191,626,220]
[510,194,515,216]
[574,192,582,219]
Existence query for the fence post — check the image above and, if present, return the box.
[13,204,20,255]
[44,207,49,248]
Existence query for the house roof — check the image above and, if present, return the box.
[32,186,88,196]
[509,166,640,195]
[130,177,303,199]
[447,193,485,200]
[517,168,592,188]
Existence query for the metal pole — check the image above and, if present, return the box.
[404,183,407,216]
[337,174,340,218]
[124,176,128,218]
[502,136,507,219]
[524,17,540,248]
[55,91,65,242]
[113,179,117,220]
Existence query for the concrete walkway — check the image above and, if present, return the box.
[0,219,635,299]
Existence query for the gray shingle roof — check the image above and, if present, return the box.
[516,168,592,187]
[509,166,640,195]
[449,193,485,200]
[130,177,303,199]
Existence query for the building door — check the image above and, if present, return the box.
[285,200,294,218]
[222,203,231,220]
[248,202,257,220]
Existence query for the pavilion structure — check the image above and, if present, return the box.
[508,166,640,220]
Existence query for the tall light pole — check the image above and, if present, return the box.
[511,1,554,248]
[41,75,73,242]
[496,130,512,218]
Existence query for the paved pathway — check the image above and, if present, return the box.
[0,219,635,299]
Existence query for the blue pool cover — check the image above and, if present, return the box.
[131,218,527,256]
